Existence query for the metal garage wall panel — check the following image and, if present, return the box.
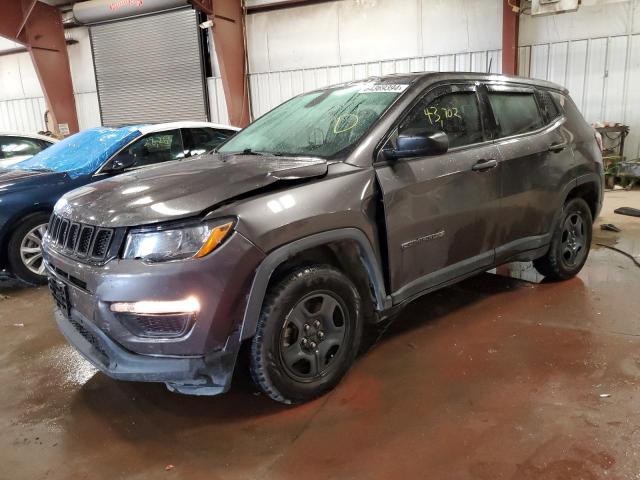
[74,92,102,130]
[624,35,640,160]
[91,9,207,125]
[247,48,503,119]
[584,38,608,123]
[530,44,550,80]
[0,97,46,133]
[206,77,228,125]
[548,42,568,86]
[565,40,588,109]
[604,36,628,123]
[520,33,640,159]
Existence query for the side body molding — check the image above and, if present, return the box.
[238,228,391,342]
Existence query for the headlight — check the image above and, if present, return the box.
[122,219,234,262]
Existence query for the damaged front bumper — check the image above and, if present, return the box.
[43,230,265,395]
[53,306,234,395]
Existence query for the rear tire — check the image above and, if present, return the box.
[250,265,363,404]
[7,212,50,285]
[534,197,592,280]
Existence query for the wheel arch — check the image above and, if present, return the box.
[0,208,52,269]
[566,176,601,220]
[238,228,390,341]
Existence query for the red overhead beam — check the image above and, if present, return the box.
[0,0,79,136]
[502,0,520,75]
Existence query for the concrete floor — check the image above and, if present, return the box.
[1,191,639,480]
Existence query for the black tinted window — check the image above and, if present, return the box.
[488,92,544,138]
[184,128,233,156]
[0,137,44,159]
[112,129,185,169]
[400,89,484,149]
[538,90,561,121]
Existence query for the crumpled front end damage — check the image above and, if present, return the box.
[43,230,265,395]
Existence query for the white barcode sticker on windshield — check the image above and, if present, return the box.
[359,84,409,93]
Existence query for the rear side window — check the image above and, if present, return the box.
[111,129,185,169]
[538,90,561,122]
[183,128,234,156]
[0,136,44,159]
[488,92,544,138]
[400,88,484,149]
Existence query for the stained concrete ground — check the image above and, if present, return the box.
[1,190,639,480]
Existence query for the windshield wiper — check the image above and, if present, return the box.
[239,148,284,157]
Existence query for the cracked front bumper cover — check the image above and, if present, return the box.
[54,307,236,395]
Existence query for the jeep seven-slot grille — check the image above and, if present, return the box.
[48,214,114,261]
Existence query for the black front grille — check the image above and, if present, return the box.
[93,229,113,258]
[77,226,94,256]
[48,214,115,262]
[65,223,80,251]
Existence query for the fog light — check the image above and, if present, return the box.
[115,312,195,338]
[110,296,200,314]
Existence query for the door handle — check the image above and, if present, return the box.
[548,142,568,153]
[472,159,498,172]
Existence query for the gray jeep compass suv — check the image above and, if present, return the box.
[42,73,603,403]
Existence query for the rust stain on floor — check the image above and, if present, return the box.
[1,190,639,480]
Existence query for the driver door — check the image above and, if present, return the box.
[375,83,502,303]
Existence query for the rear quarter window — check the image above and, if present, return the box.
[538,90,561,122]
[488,91,544,138]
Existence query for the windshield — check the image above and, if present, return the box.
[9,126,143,178]
[218,82,408,158]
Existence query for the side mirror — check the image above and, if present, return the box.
[384,129,449,160]
[109,149,136,171]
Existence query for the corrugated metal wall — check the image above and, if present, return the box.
[519,33,640,159]
[207,77,229,124]
[0,94,100,133]
[248,49,503,118]
[0,97,46,133]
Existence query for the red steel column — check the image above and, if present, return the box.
[0,1,79,136]
[502,0,520,75]
[209,0,251,127]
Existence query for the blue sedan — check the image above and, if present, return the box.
[0,121,238,284]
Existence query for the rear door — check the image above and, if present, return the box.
[485,85,573,257]
[375,83,502,303]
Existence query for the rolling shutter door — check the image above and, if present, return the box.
[91,8,207,125]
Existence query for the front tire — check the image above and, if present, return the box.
[534,197,593,280]
[250,265,363,404]
[7,212,51,285]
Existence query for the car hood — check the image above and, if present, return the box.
[56,153,328,227]
[0,168,69,194]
